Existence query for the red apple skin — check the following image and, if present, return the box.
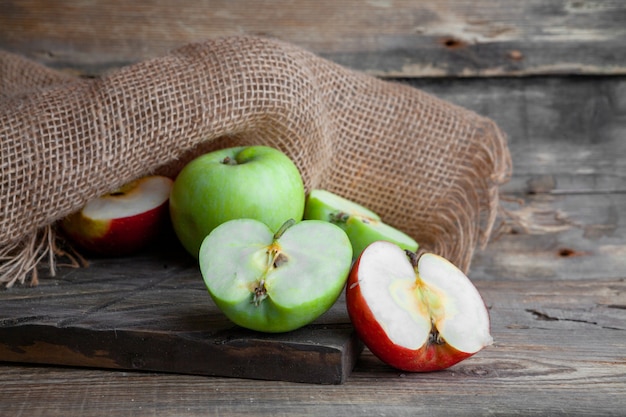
[60,200,170,257]
[346,255,474,372]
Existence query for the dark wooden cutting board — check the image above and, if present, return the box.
[0,242,363,384]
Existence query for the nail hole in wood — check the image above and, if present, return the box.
[440,37,466,49]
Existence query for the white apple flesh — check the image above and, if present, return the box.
[346,241,493,372]
[304,189,418,258]
[60,175,173,256]
[199,218,353,333]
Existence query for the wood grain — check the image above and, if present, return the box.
[398,76,626,282]
[0,279,623,416]
[1,2,625,414]
[0,244,362,385]
[408,76,626,187]
[1,74,624,387]
[1,0,625,77]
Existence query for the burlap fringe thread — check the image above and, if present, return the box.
[0,225,88,288]
[0,36,512,288]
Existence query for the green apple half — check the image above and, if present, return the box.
[304,189,418,257]
[170,146,305,258]
[199,218,353,333]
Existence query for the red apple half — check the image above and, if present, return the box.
[60,175,173,256]
[346,241,493,372]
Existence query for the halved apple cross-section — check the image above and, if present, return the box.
[199,218,353,333]
[60,175,173,256]
[304,189,418,258]
[346,241,493,372]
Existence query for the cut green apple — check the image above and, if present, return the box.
[199,218,353,333]
[304,189,418,257]
[60,175,173,256]
[346,241,493,372]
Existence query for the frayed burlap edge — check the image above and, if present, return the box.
[0,50,79,288]
[0,36,512,287]
[0,226,87,288]
[422,118,513,270]
[0,227,55,288]
[0,119,512,288]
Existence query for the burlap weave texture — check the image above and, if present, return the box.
[0,36,511,287]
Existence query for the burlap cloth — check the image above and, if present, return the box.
[0,36,511,288]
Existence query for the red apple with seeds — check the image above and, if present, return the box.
[346,241,493,372]
[60,175,173,256]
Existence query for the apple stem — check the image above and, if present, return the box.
[221,156,238,165]
[251,236,291,307]
[273,218,296,240]
[329,211,350,224]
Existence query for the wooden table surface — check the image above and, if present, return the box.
[1,278,624,416]
[1,1,625,416]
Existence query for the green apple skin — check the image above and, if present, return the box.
[304,189,380,224]
[304,189,418,257]
[170,146,305,258]
[199,218,353,333]
[343,216,419,257]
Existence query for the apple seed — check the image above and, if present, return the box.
[329,211,375,225]
[428,324,445,345]
[107,179,140,197]
[273,252,288,268]
[253,279,268,306]
[405,249,419,267]
[251,245,285,306]
[329,211,351,224]
[405,249,447,347]
[250,219,296,307]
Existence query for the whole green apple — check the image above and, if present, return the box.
[304,189,418,258]
[199,218,353,333]
[169,146,305,257]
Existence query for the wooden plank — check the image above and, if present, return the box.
[396,75,626,282]
[0,243,362,385]
[470,192,626,282]
[0,73,622,290]
[1,0,625,77]
[406,76,626,188]
[0,279,623,416]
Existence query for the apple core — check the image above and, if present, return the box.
[199,218,353,333]
[347,241,493,371]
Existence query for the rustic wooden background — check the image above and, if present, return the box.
[1,1,625,416]
[1,0,623,280]
[2,0,625,78]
